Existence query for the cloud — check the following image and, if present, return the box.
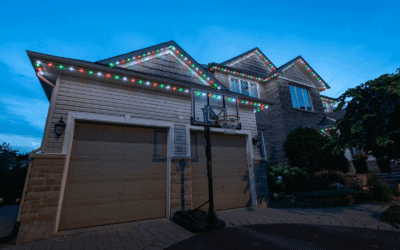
[0,133,42,153]
[0,95,49,131]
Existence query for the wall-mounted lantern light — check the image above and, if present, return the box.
[54,117,66,138]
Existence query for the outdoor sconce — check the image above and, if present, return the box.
[54,117,66,138]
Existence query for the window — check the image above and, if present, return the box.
[323,102,329,111]
[230,78,258,98]
[289,85,312,111]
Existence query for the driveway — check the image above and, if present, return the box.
[0,203,399,250]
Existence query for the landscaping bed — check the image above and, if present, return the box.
[268,188,358,208]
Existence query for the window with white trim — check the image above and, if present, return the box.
[289,85,312,111]
[230,77,258,98]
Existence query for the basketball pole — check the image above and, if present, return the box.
[204,125,217,229]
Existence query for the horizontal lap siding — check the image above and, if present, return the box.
[46,76,258,156]
[46,77,191,154]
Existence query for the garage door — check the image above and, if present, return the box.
[59,121,167,231]
[190,131,251,212]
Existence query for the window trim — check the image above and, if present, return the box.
[290,84,313,111]
[229,75,259,98]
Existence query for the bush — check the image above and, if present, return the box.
[283,126,328,174]
[358,170,395,203]
[318,172,347,187]
[283,126,350,175]
[380,205,400,224]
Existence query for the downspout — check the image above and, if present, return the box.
[0,70,54,245]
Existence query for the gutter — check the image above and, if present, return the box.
[0,71,51,245]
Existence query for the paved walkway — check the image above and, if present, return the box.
[0,202,399,250]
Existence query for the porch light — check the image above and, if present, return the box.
[54,117,66,138]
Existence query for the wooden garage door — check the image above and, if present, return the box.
[59,121,167,231]
[191,131,251,212]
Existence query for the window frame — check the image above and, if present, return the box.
[290,84,313,111]
[229,76,259,98]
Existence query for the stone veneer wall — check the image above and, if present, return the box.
[170,158,193,217]
[16,154,66,245]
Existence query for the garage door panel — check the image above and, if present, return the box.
[59,122,167,231]
[59,206,91,230]
[191,131,251,212]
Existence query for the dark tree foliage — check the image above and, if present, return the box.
[328,71,400,160]
[0,143,30,202]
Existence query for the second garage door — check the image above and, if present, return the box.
[190,131,251,212]
[59,121,167,231]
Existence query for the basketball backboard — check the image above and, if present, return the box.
[191,88,241,129]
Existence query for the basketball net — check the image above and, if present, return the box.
[216,115,240,134]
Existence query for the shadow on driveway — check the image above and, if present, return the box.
[165,224,400,250]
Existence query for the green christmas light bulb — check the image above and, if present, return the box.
[109,62,115,67]
[160,84,164,88]
[178,88,183,92]
[114,75,120,80]
[57,65,65,70]
[35,62,41,67]
[138,80,143,84]
[88,70,94,75]
[196,91,201,96]
[212,95,216,99]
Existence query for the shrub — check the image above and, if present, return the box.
[318,172,347,187]
[379,205,400,224]
[283,126,328,174]
[364,170,395,203]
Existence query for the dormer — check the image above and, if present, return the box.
[320,95,338,112]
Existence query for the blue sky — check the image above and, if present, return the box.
[0,0,399,154]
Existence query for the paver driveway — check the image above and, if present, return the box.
[0,202,399,250]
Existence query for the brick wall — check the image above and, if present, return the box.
[16,154,66,245]
[256,73,326,166]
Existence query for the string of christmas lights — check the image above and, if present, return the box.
[34,61,269,112]
[296,58,327,92]
[210,65,281,82]
[225,49,276,72]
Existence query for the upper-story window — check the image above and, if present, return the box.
[230,78,258,98]
[289,85,312,111]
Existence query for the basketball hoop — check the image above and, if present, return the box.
[216,115,240,134]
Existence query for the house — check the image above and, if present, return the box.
[17,40,373,244]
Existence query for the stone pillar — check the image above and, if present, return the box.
[16,154,66,245]
[170,158,193,217]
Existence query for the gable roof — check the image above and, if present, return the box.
[26,50,276,110]
[95,41,228,90]
[276,56,331,92]
[318,109,347,131]
[220,47,277,73]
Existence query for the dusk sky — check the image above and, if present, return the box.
[0,0,399,154]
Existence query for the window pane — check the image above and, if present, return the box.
[295,86,305,109]
[241,80,249,96]
[289,85,298,108]
[302,88,312,111]
[230,78,240,93]
[251,83,257,97]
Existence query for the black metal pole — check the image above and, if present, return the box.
[205,125,216,228]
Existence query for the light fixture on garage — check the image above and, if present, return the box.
[54,117,66,138]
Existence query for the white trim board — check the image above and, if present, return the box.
[55,111,175,234]
[185,124,258,207]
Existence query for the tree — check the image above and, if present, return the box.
[327,71,400,160]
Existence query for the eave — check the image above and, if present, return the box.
[27,50,276,111]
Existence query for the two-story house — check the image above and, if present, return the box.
[17,40,377,244]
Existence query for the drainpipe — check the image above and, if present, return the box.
[0,70,54,245]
